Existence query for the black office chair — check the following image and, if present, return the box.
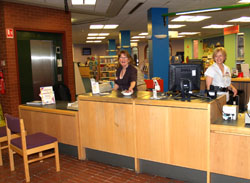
[53,83,71,102]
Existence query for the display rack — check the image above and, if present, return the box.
[88,56,99,79]
[99,56,118,81]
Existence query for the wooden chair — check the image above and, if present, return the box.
[5,114,60,182]
[0,126,19,166]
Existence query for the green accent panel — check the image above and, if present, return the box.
[224,34,236,69]
[241,28,250,65]
[17,40,34,104]
[184,38,193,60]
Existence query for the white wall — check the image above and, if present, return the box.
[73,43,108,64]
[170,39,184,56]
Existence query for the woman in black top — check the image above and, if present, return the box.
[114,50,137,92]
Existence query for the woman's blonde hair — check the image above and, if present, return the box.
[212,47,227,62]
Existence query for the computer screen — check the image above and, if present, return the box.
[188,59,204,75]
[168,64,201,92]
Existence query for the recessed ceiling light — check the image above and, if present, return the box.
[86,41,94,43]
[94,40,102,43]
[88,33,98,36]
[131,36,145,39]
[238,0,250,3]
[103,24,119,29]
[202,24,233,29]
[96,37,106,39]
[179,32,200,35]
[131,40,139,42]
[84,0,96,5]
[99,33,110,36]
[90,25,104,29]
[168,24,186,29]
[171,15,211,22]
[228,16,250,22]
[72,0,83,5]
[139,32,148,36]
[87,37,96,39]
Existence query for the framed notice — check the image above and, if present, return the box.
[39,86,56,105]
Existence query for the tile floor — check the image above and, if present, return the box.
[0,149,185,183]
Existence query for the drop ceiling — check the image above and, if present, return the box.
[4,0,250,44]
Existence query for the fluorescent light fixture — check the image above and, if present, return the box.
[96,37,106,39]
[87,37,96,39]
[88,33,98,36]
[228,16,250,22]
[176,8,221,15]
[171,15,211,22]
[99,33,109,36]
[72,0,83,5]
[169,31,178,38]
[84,0,96,5]
[139,32,148,36]
[90,25,104,29]
[103,24,119,29]
[238,0,250,3]
[168,24,186,29]
[131,40,139,42]
[179,32,200,35]
[86,40,102,43]
[202,24,233,29]
[131,36,145,39]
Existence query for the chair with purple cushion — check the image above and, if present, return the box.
[0,125,20,166]
[5,114,60,182]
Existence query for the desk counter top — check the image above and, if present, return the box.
[211,114,250,135]
[78,91,221,110]
[19,101,77,116]
[201,77,250,82]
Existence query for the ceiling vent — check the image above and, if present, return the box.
[128,2,143,15]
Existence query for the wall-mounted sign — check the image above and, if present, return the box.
[224,25,239,35]
[6,28,14,39]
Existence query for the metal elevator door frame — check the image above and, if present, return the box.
[30,40,55,100]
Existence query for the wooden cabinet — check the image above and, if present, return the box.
[99,56,118,81]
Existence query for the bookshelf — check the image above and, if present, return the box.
[99,56,118,81]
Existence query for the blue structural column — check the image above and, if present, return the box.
[119,30,131,55]
[108,39,116,56]
[148,8,169,91]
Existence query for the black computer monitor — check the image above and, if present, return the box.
[168,64,201,92]
[188,59,204,75]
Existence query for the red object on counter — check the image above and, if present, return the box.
[238,72,243,78]
[144,79,164,92]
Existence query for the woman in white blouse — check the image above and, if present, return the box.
[205,47,237,97]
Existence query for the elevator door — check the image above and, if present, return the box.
[30,40,55,100]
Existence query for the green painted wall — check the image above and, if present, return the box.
[184,38,193,61]
[224,34,237,69]
[241,28,250,65]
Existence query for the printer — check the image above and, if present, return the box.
[222,105,238,120]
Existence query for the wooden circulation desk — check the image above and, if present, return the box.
[78,91,226,183]
[19,101,84,160]
[211,114,250,180]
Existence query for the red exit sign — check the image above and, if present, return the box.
[224,25,239,35]
[6,28,14,38]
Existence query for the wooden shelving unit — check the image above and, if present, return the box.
[99,56,118,81]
